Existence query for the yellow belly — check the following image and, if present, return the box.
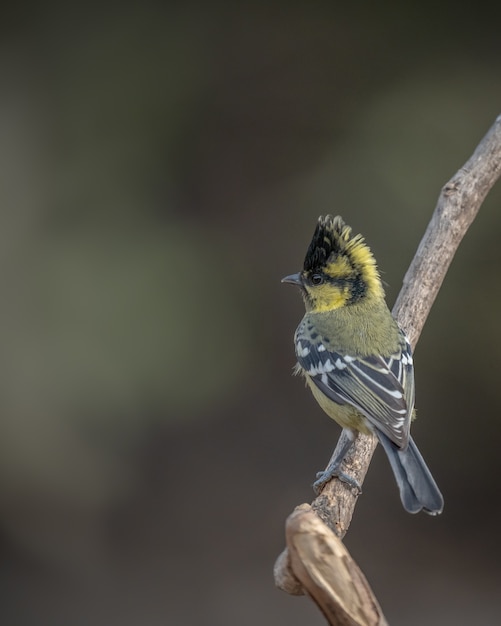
[305,374,372,435]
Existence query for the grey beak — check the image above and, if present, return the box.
[281,272,302,286]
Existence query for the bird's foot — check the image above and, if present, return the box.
[313,467,362,495]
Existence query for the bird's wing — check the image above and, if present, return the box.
[296,335,414,448]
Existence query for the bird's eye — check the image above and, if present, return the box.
[311,273,324,285]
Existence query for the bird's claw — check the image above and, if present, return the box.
[313,468,362,495]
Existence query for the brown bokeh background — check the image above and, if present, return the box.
[1,2,501,625]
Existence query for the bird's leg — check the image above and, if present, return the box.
[313,429,362,494]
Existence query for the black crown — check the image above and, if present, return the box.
[303,215,348,272]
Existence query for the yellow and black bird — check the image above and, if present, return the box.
[282,215,443,515]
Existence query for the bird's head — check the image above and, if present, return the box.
[282,215,383,312]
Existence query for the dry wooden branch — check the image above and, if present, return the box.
[275,114,501,619]
[283,505,388,625]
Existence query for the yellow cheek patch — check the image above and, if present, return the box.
[306,283,351,312]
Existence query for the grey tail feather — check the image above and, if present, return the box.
[376,432,444,515]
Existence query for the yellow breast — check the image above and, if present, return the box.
[304,374,373,436]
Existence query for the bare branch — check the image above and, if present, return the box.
[275,114,501,614]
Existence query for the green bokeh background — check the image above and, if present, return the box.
[1,2,501,624]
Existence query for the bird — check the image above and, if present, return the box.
[282,215,443,515]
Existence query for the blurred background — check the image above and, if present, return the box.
[1,1,501,624]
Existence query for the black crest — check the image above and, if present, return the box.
[303,215,349,272]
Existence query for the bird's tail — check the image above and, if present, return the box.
[376,432,444,515]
